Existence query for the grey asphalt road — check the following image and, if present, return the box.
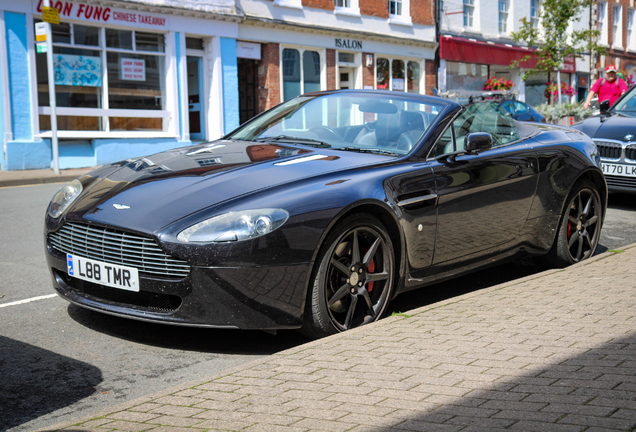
[0,183,634,432]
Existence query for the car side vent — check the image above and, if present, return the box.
[595,141,623,159]
[625,145,636,161]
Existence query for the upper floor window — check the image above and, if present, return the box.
[613,5,623,47]
[599,2,608,45]
[628,9,635,49]
[498,0,510,33]
[335,0,360,15]
[464,0,475,27]
[389,0,411,24]
[530,0,540,28]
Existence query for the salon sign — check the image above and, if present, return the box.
[33,0,169,30]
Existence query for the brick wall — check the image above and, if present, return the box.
[258,43,280,113]
[303,0,334,9]
[411,0,434,25]
[425,59,436,95]
[360,0,389,19]
[327,49,337,90]
[362,52,375,88]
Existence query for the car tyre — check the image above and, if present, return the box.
[300,214,395,339]
[546,179,603,267]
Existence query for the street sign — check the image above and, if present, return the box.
[42,6,60,25]
[35,22,47,42]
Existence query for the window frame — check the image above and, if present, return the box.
[334,0,360,16]
[279,45,326,103]
[498,0,510,34]
[628,9,636,50]
[463,0,476,28]
[375,56,424,94]
[35,20,173,139]
[599,2,609,46]
[613,4,623,48]
[389,0,412,25]
[530,0,541,29]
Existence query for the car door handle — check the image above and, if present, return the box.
[397,193,438,208]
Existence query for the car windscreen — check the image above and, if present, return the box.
[227,93,449,156]
[612,86,636,115]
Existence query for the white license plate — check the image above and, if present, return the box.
[601,162,636,178]
[66,254,139,292]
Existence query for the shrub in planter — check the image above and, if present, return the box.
[535,102,593,123]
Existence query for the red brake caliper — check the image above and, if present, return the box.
[368,258,376,292]
[567,210,573,239]
[362,248,376,292]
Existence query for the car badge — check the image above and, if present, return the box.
[625,134,634,141]
[113,204,130,210]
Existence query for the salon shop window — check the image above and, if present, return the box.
[282,47,324,101]
[35,21,167,133]
[376,57,422,93]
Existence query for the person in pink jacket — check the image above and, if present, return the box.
[583,64,628,109]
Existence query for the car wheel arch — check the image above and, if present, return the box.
[302,200,406,319]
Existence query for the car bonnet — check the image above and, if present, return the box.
[64,141,390,234]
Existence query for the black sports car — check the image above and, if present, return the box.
[573,85,636,193]
[45,90,607,338]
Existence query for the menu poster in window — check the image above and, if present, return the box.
[393,78,405,90]
[120,58,146,81]
[53,54,102,86]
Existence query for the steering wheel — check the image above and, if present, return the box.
[309,125,341,141]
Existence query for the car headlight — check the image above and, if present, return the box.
[48,179,83,219]
[177,209,289,243]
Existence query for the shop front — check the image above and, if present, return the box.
[0,0,241,170]
[438,35,578,106]
[236,21,437,117]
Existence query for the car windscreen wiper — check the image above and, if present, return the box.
[336,147,399,156]
[254,135,331,147]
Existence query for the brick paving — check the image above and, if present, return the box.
[43,245,636,432]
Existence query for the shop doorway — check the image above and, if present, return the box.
[187,56,204,141]
[238,58,259,125]
[339,67,354,89]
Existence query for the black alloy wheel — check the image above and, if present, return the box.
[301,214,395,339]
[552,180,602,266]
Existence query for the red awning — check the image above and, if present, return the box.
[440,36,575,73]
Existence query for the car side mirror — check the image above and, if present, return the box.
[465,132,493,154]
[600,99,610,113]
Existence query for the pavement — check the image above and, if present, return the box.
[34,244,636,432]
[0,167,96,188]
[6,168,636,432]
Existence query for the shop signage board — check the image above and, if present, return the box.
[237,42,261,60]
[335,39,363,50]
[54,54,102,86]
[35,22,47,42]
[33,0,169,30]
[42,6,60,24]
[120,58,146,81]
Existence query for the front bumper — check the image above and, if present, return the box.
[46,242,310,330]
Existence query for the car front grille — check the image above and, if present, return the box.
[49,223,190,279]
[605,175,636,189]
[626,145,636,161]
[595,140,623,159]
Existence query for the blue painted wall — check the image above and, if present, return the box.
[0,13,5,169]
[6,139,51,170]
[5,12,32,141]
[175,32,186,141]
[220,37,239,134]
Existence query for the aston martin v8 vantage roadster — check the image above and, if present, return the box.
[45,90,607,338]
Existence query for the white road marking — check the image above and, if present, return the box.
[0,294,57,308]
